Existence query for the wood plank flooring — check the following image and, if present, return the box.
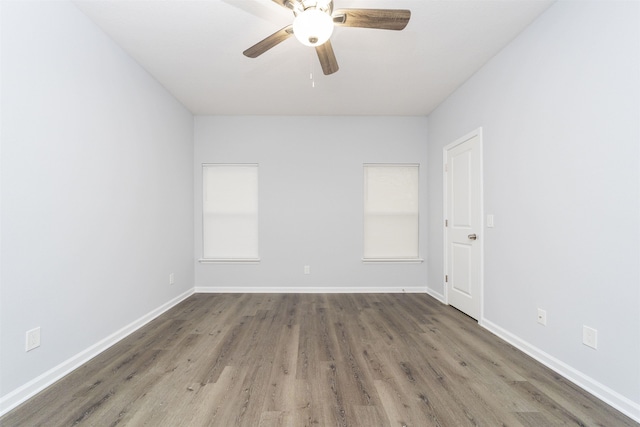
[1,293,637,426]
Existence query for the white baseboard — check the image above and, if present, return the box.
[0,288,194,417]
[194,286,428,294]
[425,287,445,303]
[481,318,640,423]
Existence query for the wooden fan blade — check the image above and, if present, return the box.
[316,41,339,75]
[243,25,294,58]
[333,9,411,31]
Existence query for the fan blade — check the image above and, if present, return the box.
[316,41,339,75]
[333,9,411,31]
[243,25,294,58]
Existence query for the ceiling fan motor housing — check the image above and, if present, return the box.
[291,0,334,16]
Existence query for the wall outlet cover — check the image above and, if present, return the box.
[537,308,547,326]
[583,326,598,349]
[26,327,41,352]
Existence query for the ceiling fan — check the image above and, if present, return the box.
[243,0,411,75]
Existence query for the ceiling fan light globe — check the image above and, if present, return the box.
[293,9,334,47]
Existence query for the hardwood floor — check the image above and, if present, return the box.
[2,293,637,426]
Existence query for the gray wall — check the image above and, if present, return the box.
[1,0,194,401]
[427,0,639,408]
[194,116,429,291]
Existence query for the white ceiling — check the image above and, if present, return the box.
[74,0,554,116]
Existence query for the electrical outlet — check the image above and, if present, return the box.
[304,265,310,275]
[169,273,175,285]
[583,326,598,349]
[537,308,547,326]
[26,327,41,352]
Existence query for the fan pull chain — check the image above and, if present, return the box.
[309,49,315,88]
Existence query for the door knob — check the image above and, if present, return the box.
[468,233,477,240]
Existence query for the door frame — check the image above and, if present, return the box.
[443,127,484,322]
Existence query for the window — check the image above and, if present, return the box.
[202,164,259,261]
[363,164,420,261]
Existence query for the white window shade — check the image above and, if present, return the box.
[203,164,258,260]
[364,164,420,260]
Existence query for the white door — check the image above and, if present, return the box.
[444,129,482,320]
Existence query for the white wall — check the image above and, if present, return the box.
[427,0,639,417]
[194,116,428,291]
[0,0,194,410]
